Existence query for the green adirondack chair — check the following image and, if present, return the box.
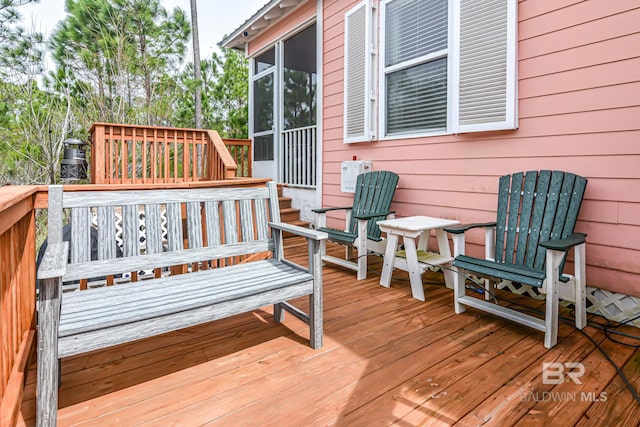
[313,171,399,280]
[445,170,588,348]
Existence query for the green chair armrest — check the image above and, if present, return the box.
[311,206,353,214]
[539,233,587,251]
[352,210,395,220]
[444,222,497,234]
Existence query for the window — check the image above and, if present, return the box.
[384,0,449,135]
[254,48,275,74]
[252,47,275,162]
[283,24,317,130]
[343,0,517,141]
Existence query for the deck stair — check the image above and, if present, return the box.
[277,185,310,237]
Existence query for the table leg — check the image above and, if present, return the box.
[436,228,454,289]
[380,232,399,288]
[417,230,429,251]
[403,236,425,301]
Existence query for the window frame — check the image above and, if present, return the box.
[250,45,278,162]
[379,0,454,139]
[377,0,518,140]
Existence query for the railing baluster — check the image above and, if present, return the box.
[164,129,170,182]
[302,128,308,186]
[107,126,114,183]
[192,131,197,180]
[142,127,148,183]
[151,128,157,183]
[173,129,178,182]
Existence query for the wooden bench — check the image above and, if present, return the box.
[36,182,327,426]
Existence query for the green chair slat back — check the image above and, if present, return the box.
[348,171,400,240]
[494,170,587,277]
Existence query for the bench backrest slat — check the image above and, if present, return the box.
[239,199,254,242]
[97,206,117,260]
[122,205,140,257]
[61,188,269,207]
[205,201,221,246]
[144,204,163,254]
[255,198,269,241]
[187,202,203,249]
[166,202,183,252]
[71,207,92,263]
[49,183,278,284]
[222,200,238,244]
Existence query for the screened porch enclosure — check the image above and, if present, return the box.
[251,23,317,188]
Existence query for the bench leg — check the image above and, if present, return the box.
[37,277,61,427]
[273,303,285,323]
[309,239,323,349]
[309,294,323,349]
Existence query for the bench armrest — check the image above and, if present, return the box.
[352,210,395,220]
[269,222,328,241]
[444,222,497,234]
[311,206,353,214]
[37,242,69,280]
[539,233,587,251]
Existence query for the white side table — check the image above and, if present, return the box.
[378,216,460,301]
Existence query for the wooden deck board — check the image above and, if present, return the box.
[17,238,640,426]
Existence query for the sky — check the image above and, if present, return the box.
[18,0,267,60]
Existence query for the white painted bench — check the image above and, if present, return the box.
[36,182,327,426]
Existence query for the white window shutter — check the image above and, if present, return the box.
[344,0,376,143]
[456,0,518,132]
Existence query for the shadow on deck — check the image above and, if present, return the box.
[17,238,640,426]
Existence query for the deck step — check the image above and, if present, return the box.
[280,208,302,222]
[279,196,292,210]
[276,185,309,238]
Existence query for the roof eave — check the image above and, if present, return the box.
[219,0,307,51]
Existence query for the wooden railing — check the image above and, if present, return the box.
[0,186,37,427]
[0,178,269,426]
[223,138,252,177]
[90,123,241,184]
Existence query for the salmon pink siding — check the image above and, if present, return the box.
[237,0,639,298]
[321,0,640,297]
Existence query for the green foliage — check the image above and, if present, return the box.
[213,48,249,138]
[50,0,190,126]
[173,47,248,138]
[0,0,250,185]
[0,1,43,79]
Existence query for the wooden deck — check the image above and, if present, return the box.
[17,238,640,426]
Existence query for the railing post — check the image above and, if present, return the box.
[90,124,106,184]
[207,130,238,180]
